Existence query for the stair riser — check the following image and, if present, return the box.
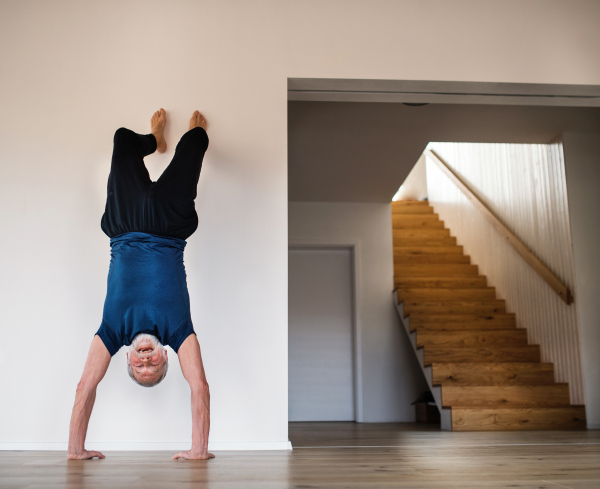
[412,321,517,332]
[414,326,517,334]
[396,277,487,289]
[393,229,450,239]
[391,205,434,215]
[417,330,527,348]
[396,265,479,276]
[392,214,441,222]
[394,237,457,247]
[451,407,587,431]
[394,246,464,255]
[393,220,445,229]
[396,255,471,264]
[404,302,506,315]
[424,347,540,363]
[392,201,431,206]
[442,385,571,407]
[409,313,516,326]
[398,289,496,301]
[431,363,555,386]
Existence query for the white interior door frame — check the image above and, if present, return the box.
[288,239,364,423]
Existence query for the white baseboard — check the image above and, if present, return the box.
[587,423,600,430]
[0,441,293,451]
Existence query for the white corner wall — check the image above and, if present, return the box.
[1,0,600,449]
[393,154,428,202]
[425,143,584,406]
[0,0,290,451]
[563,133,600,429]
[289,202,428,422]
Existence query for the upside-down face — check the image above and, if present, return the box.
[127,334,168,386]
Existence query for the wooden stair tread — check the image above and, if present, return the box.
[417,329,528,348]
[441,384,571,408]
[394,236,457,247]
[392,200,431,205]
[393,229,451,238]
[395,254,471,264]
[392,213,441,222]
[392,218,445,229]
[408,313,516,331]
[422,345,540,353]
[391,201,434,214]
[396,264,479,276]
[404,300,506,315]
[395,277,488,288]
[409,313,515,321]
[423,345,540,363]
[398,288,497,301]
[450,403,575,408]
[450,406,586,431]
[410,323,522,334]
[394,246,464,254]
[431,362,555,386]
[412,323,517,332]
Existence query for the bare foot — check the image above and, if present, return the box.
[151,108,167,153]
[189,110,208,132]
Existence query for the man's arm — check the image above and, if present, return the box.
[67,335,111,460]
[172,334,214,460]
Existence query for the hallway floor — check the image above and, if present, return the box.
[1,423,599,488]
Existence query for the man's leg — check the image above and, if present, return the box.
[155,112,209,206]
[101,110,168,236]
[109,109,167,185]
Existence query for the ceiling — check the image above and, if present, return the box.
[288,102,600,203]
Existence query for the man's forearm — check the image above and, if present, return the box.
[68,385,97,455]
[190,385,210,454]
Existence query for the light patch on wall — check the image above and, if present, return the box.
[391,153,428,201]
[391,185,404,201]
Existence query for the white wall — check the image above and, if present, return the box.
[0,0,289,450]
[563,133,600,429]
[393,154,428,201]
[426,143,584,406]
[1,0,600,449]
[289,202,428,422]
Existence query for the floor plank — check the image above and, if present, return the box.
[0,423,598,488]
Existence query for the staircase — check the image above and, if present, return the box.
[392,200,586,431]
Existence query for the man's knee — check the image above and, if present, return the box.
[113,127,134,144]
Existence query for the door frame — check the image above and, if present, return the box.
[288,239,364,422]
[288,78,600,106]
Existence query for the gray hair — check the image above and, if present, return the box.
[127,334,169,387]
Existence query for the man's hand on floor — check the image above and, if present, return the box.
[172,450,215,460]
[67,450,105,460]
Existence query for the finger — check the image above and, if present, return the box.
[208,453,215,458]
[172,452,185,459]
[89,451,105,459]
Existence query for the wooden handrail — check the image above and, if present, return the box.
[425,149,573,305]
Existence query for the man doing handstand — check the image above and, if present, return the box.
[67,109,214,461]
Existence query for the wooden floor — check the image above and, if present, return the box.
[1,423,599,488]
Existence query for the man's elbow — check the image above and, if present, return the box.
[75,379,97,397]
[190,379,210,396]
